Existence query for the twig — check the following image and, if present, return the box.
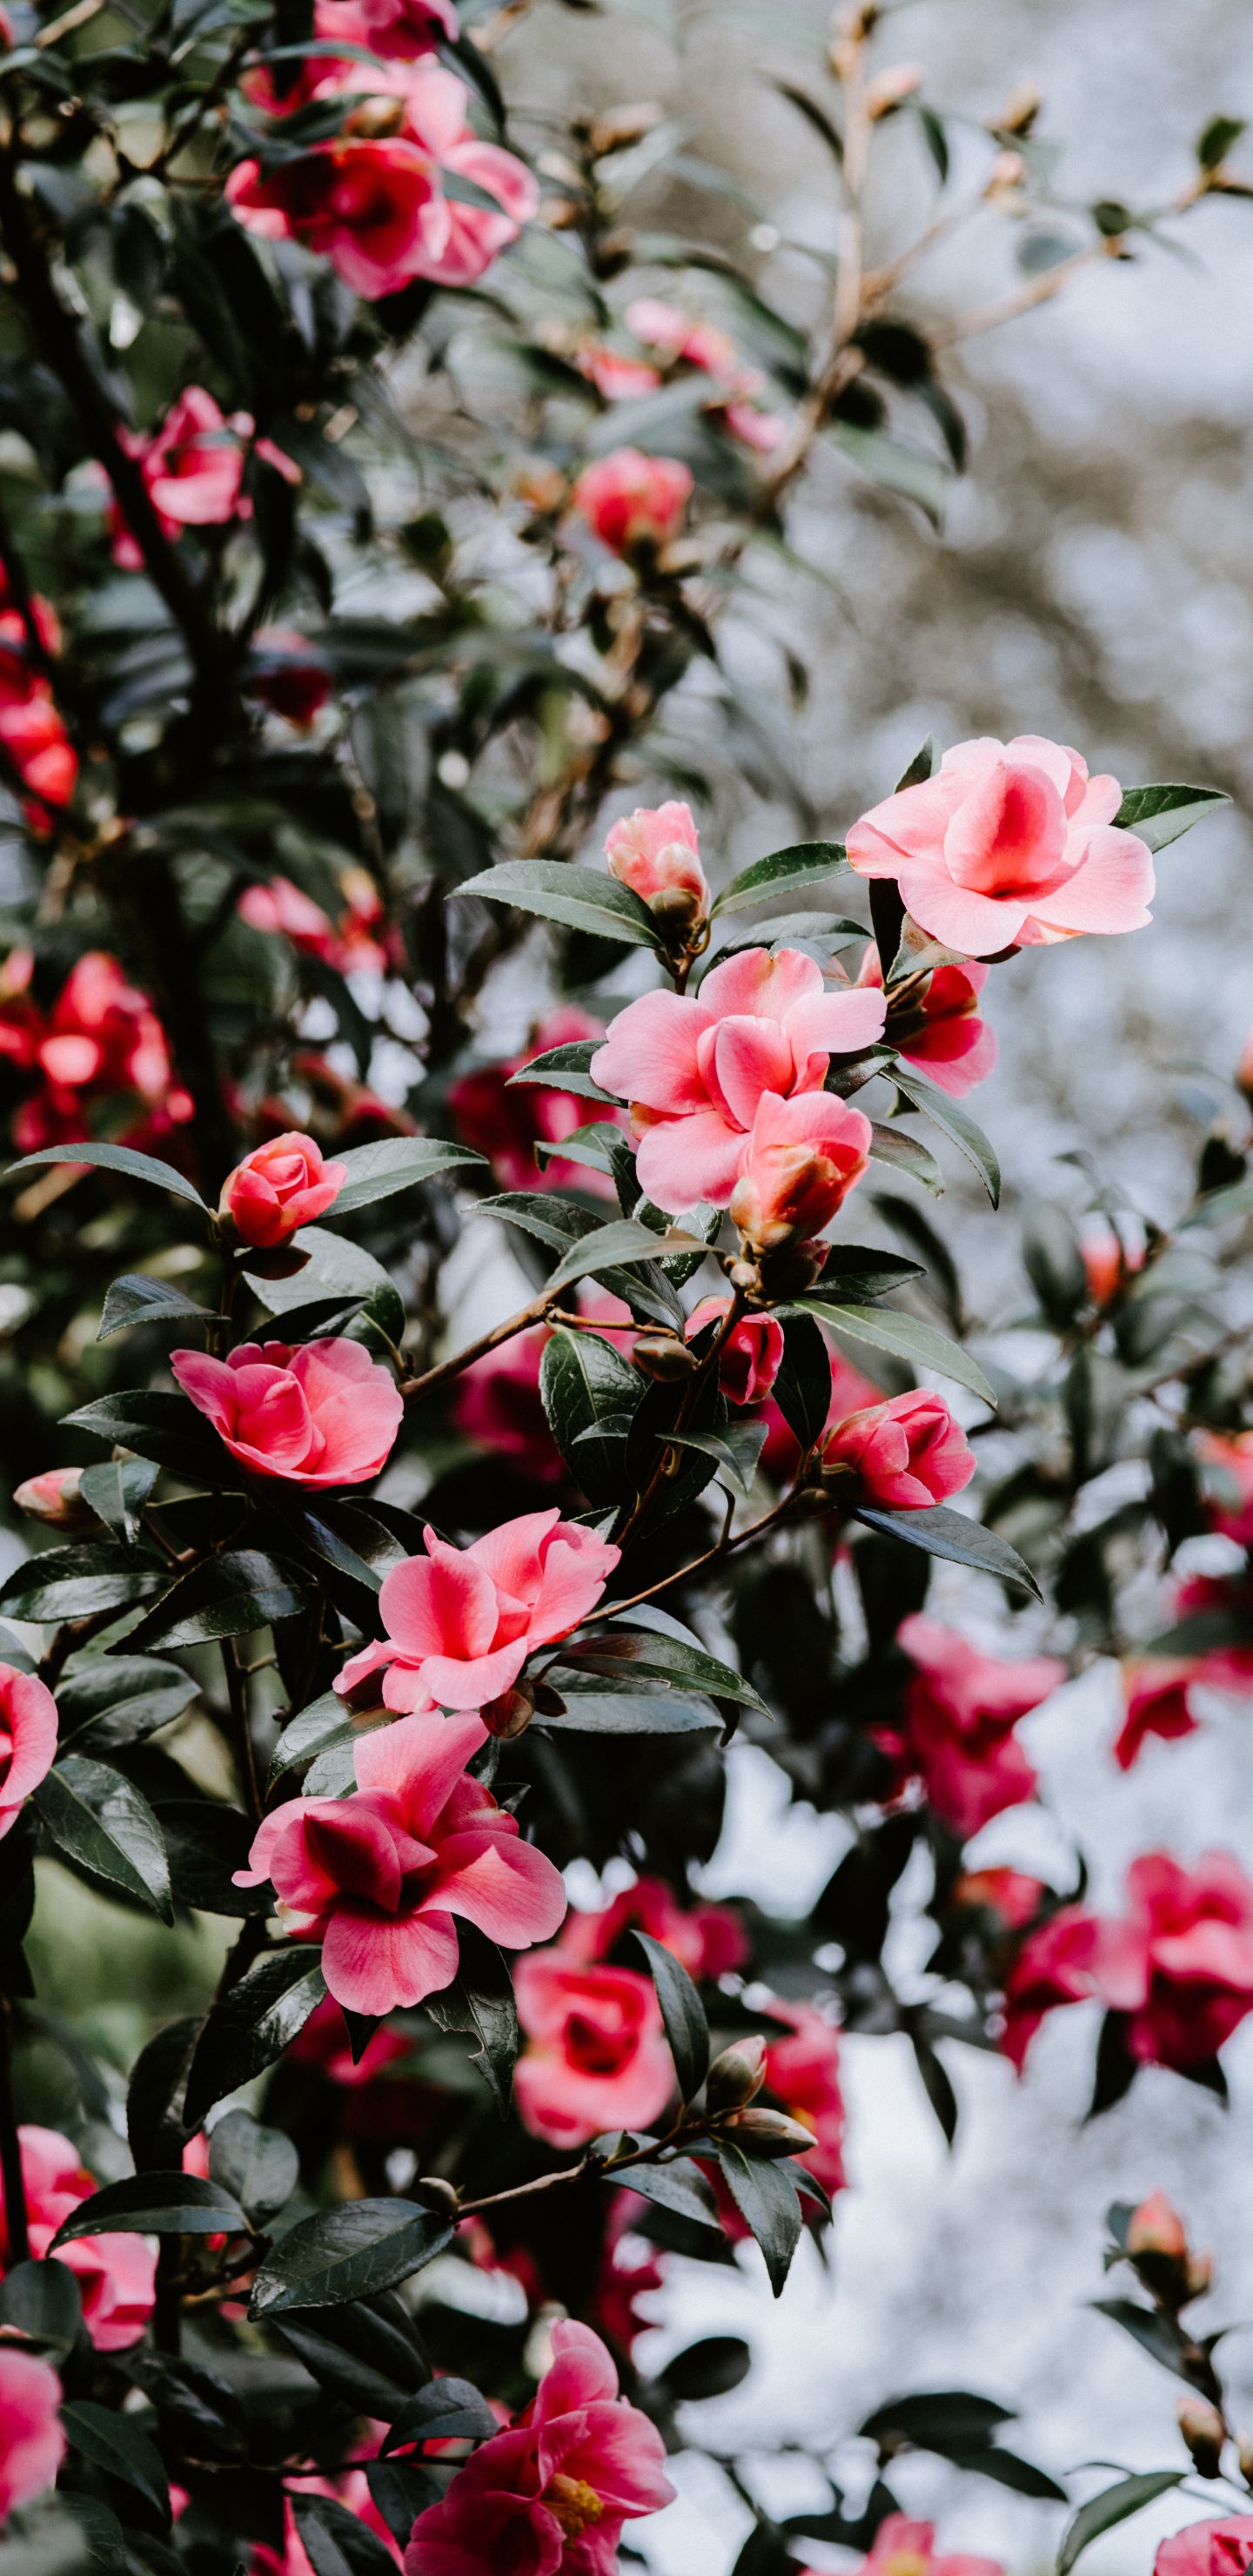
[399,1286,558,1403]
[614,1287,747,1551]
[604,1490,794,1615]
[934,237,1120,345]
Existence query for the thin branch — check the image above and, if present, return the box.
[399,1286,558,1403]
[934,236,1120,345]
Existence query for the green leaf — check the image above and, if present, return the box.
[380,2378,499,2452]
[365,2459,441,2546]
[246,1224,395,1318]
[0,1543,164,1623]
[539,1690,720,1732]
[773,1312,832,1452]
[269,1693,388,1784]
[569,1614,771,1714]
[506,1041,618,1105]
[58,2493,129,2576]
[209,2110,298,2227]
[123,1550,312,1651]
[1113,782,1230,850]
[829,422,951,526]
[633,1929,707,2102]
[97,1274,221,1340]
[809,1245,928,1303]
[330,1137,487,1215]
[424,1923,518,2116]
[544,1217,710,1296]
[61,2401,171,2523]
[610,2157,722,2230]
[954,2446,1068,2501]
[126,2016,199,2173]
[272,2295,430,2421]
[250,2200,455,2317]
[539,1325,643,1504]
[889,1068,1001,1206]
[77,1457,160,1545]
[861,2392,1015,2447]
[1197,115,1246,170]
[774,79,843,161]
[852,1503,1042,1599]
[534,1121,622,1180]
[802,1303,995,1405]
[291,2494,402,2576]
[4,1139,210,1212]
[50,2170,245,2244]
[184,1946,327,2126]
[712,911,866,956]
[664,1422,768,1499]
[1089,2295,1196,2380]
[1143,1608,1253,1658]
[479,1194,684,1332]
[711,841,850,918]
[157,1801,265,1917]
[36,1756,173,1923]
[868,1122,944,1195]
[0,2255,83,2351]
[1056,2472,1184,2576]
[62,1390,223,1477]
[715,2140,802,2295]
[452,860,663,950]
[915,101,949,181]
[57,1658,198,1756]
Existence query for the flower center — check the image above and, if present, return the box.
[546,2473,604,2538]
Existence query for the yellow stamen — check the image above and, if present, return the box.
[546,2474,605,2538]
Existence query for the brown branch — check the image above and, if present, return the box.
[934,237,1121,346]
[399,1285,559,1403]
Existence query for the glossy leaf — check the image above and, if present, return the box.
[57,1658,198,1756]
[539,1325,644,1503]
[663,1421,768,1498]
[158,1801,265,1916]
[77,1457,159,1545]
[97,1273,221,1339]
[250,2200,455,2316]
[809,1244,927,1304]
[633,1929,708,2102]
[62,1389,223,1476]
[853,1503,1042,1599]
[715,2140,802,2296]
[381,2377,499,2452]
[126,2016,199,2173]
[330,1136,486,1214]
[544,1217,709,1296]
[608,2157,722,2230]
[61,2401,171,2521]
[123,1550,311,1651]
[568,1618,770,1714]
[479,1194,685,1332]
[272,2295,431,2421]
[1057,2472,1184,2576]
[291,2493,401,2576]
[889,1067,1001,1206]
[0,1543,164,1623]
[246,1224,394,1319]
[773,1312,832,1452]
[830,421,950,524]
[800,1303,995,1405]
[867,1122,945,1195]
[711,841,850,918]
[184,1947,327,2126]
[36,1756,173,1922]
[507,1041,618,1105]
[424,1923,518,2115]
[712,910,866,956]
[50,2170,245,2244]
[269,1693,388,1783]
[0,2255,83,2351]
[4,1139,209,1211]
[452,859,663,949]
[539,1689,720,1732]
[1112,782,1230,851]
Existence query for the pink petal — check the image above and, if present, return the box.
[846,775,965,874]
[1025,826,1155,935]
[304,1804,406,1910]
[382,1660,440,1713]
[535,2321,620,2419]
[170,1348,233,1432]
[379,1544,499,1660]
[321,1901,460,2013]
[633,1106,746,1212]
[420,1639,530,1708]
[901,1016,998,1097]
[353,1708,487,1828]
[333,1638,393,1701]
[525,1525,619,1646]
[427,1830,569,1945]
[589,990,711,1115]
[469,1506,560,1603]
[941,758,1067,896]
[896,864,1029,957]
[698,945,824,1021]
[784,984,887,1072]
[699,1016,793,1130]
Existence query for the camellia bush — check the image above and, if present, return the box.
[3,0,1253,2569]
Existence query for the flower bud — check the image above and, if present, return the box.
[513,459,568,515]
[717,2106,815,2151]
[1178,2396,1226,2479]
[1126,2191,1187,2262]
[1187,2253,1215,2302]
[605,802,711,928]
[483,1682,536,1740]
[633,1332,700,1382]
[755,1238,828,1301]
[865,61,922,118]
[13,1466,96,1530]
[704,2036,767,2110]
[416,2176,460,2213]
[729,1092,871,1256]
[994,80,1043,135]
[219,1132,346,1250]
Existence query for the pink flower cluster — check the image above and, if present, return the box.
[1003,1849,1253,2075]
[877,1615,1065,1841]
[0,2125,156,2350]
[0,949,193,1155]
[109,386,298,566]
[0,564,76,815]
[238,868,392,973]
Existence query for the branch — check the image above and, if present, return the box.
[934,236,1121,345]
[399,1285,559,1403]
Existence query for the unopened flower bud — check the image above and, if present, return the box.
[416,2176,459,2213]
[483,1682,536,1740]
[864,61,922,118]
[14,1466,95,1530]
[756,1238,828,1300]
[1236,1026,1253,1102]
[648,881,705,929]
[994,81,1042,136]
[729,1093,871,1256]
[1178,2397,1226,2478]
[717,2106,815,2151]
[633,1332,700,1382]
[1187,2254,1215,2302]
[533,1681,568,1718]
[1126,2191,1188,2261]
[1236,2432,1253,2488]
[704,2036,767,2110]
[605,802,710,927]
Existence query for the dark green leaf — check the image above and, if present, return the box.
[801,1303,994,1404]
[1057,2472,1184,2576]
[715,2141,802,2296]
[952,2445,1067,2501]
[157,1801,263,1916]
[539,1325,643,1504]
[61,2402,170,2522]
[57,2494,128,2576]
[811,1245,928,1302]
[184,1946,327,2126]
[609,2157,721,2230]
[571,1615,770,1714]
[829,422,950,525]
[663,1423,768,1499]
[381,2377,499,2452]
[852,1503,1041,1599]
[250,2201,455,2316]
[1197,116,1246,169]
[912,2032,958,2143]
[658,2335,753,2399]
[867,1123,944,1196]
[97,1274,221,1340]
[773,1312,832,1453]
[0,2255,83,2351]
[273,2293,430,2421]
[712,911,866,956]
[539,1690,720,1732]
[62,1391,223,1477]
[330,1137,486,1215]
[0,1543,164,1623]
[545,1218,709,1296]
[774,80,842,161]
[889,1068,1001,1206]
[452,860,663,950]
[1112,782,1230,851]
[77,1458,160,1545]
[123,1552,311,1652]
[730,2526,794,2576]
[127,2016,199,2172]
[915,102,949,180]
[4,1140,209,1212]
[291,2493,401,2576]
[207,2110,298,2227]
[36,1757,172,1922]
[57,1659,197,1752]
[50,2170,245,2244]
[711,842,849,918]
[365,2459,440,2547]
[861,2392,1014,2447]
[269,1694,388,1784]
[871,1193,963,1332]
[633,1929,707,2102]
[479,1195,684,1332]
[506,1041,617,1105]
[1089,2297,1194,2381]
[424,1924,518,2115]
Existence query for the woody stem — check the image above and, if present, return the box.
[399,1287,559,1404]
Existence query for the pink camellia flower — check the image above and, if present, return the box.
[226,138,450,299]
[449,1005,620,1197]
[1156,2519,1253,2576]
[763,2002,847,2197]
[604,801,711,925]
[888,1614,1065,1841]
[1116,1851,1253,2072]
[846,735,1155,957]
[822,1389,975,1510]
[1115,1660,1203,1771]
[1001,1902,1116,2071]
[171,1339,402,1488]
[1173,1570,1253,1695]
[514,1955,674,2145]
[948,1866,1047,1936]
[218,1130,347,1247]
[450,1325,564,1483]
[3,2126,157,2350]
[0,1664,58,1843]
[335,1509,620,1712]
[728,1089,873,1252]
[687,1296,783,1405]
[235,1710,566,2014]
[395,64,539,285]
[590,946,885,1216]
[856,947,997,1098]
[843,2512,1004,2576]
[559,1875,747,1982]
[1197,1432,1253,1547]
[571,448,694,557]
[13,1466,95,1528]
[0,2349,65,2524]
[238,874,340,958]
[316,0,458,59]
[1081,1218,1144,1311]
[405,2319,674,2574]
[11,950,194,1156]
[579,345,663,402]
[624,298,787,453]
[288,1994,412,2085]
[246,631,333,729]
[760,1348,883,1482]
[110,386,298,567]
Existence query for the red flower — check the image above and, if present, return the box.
[686,1296,783,1405]
[759,1349,883,1481]
[405,2320,673,2574]
[559,1875,747,1982]
[857,947,997,1098]
[10,951,192,1154]
[315,0,457,59]
[948,1867,1047,1936]
[0,1663,57,1843]
[448,1006,619,1196]
[111,386,298,566]
[1000,1902,1112,2072]
[513,1955,673,2147]
[763,2001,847,2197]
[219,1130,347,1247]
[337,1509,619,1712]
[395,63,539,286]
[450,1325,564,1483]
[0,2350,65,2524]
[1115,1660,1203,1770]
[246,630,333,728]
[171,1338,403,1487]
[2,2127,156,2351]
[288,1994,412,2084]
[1156,2519,1253,2576]
[0,570,76,814]
[888,1614,1064,1841]
[235,1709,567,2015]
[848,2513,1004,2576]
[822,1389,975,1509]
[571,448,694,556]
[226,138,450,300]
[1081,1218,1143,1310]
[1002,1850,1253,2075]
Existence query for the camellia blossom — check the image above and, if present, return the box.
[729,1088,874,1252]
[846,735,1155,956]
[763,2002,847,2197]
[10,949,193,1156]
[513,1954,673,2146]
[171,1339,403,1487]
[13,1466,94,1528]
[1197,1431,1253,1547]
[336,1509,620,1711]
[226,139,450,300]
[0,2350,65,2524]
[1081,1218,1144,1311]
[0,1663,58,1843]
[235,1710,567,2014]
[394,64,539,285]
[0,566,76,812]
[604,801,711,924]
[1156,2519,1253,2576]
[888,1614,1065,1841]
[404,2319,674,2573]
[822,1389,975,1510]
[246,630,333,729]
[449,1005,620,1196]
[218,1130,347,1247]
[110,386,298,567]
[571,448,694,556]
[2,2126,156,2350]
[1115,1660,1203,1771]
[315,0,457,59]
[856,947,997,1098]
[842,2513,1004,2576]
[1002,1850,1253,2075]
[558,1875,747,1982]
[450,1325,564,1483]
[590,945,886,1216]
[687,1296,784,1405]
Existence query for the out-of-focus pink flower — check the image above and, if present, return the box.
[226,139,450,299]
[110,386,298,567]
[13,1466,94,1529]
[1126,2189,1189,2262]
[238,871,390,976]
[397,64,539,285]
[219,1130,347,1246]
[514,1955,673,2145]
[571,448,694,556]
[822,1389,975,1510]
[246,631,333,728]
[0,2349,65,2524]
[1001,1902,1116,2071]
[235,1710,566,2015]
[288,1994,412,2084]
[687,1295,783,1405]
[450,1324,564,1483]
[593,2190,665,2354]
[846,735,1155,957]
[1197,1432,1253,1547]
[848,2512,1004,2576]
[255,2466,402,2576]
[1174,1571,1253,1694]
[856,945,997,1098]
[10,951,193,1156]
[605,800,711,924]
[729,1088,874,1252]
[558,1875,747,1982]
[623,298,786,452]
[3,2127,156,2351]
[1115,1660,1203,1770]
[948,1867,1047,1935]
[449,1005,620,1196]
[0,1664,58,1844]
[887,1614,1064,1841]
[336,1509,620,1711]
[1156,2519,1253,2576]
[579,346,663,401]
[1080,1218,1143,1311]
[763,2002,846,2197]
[0,572,75,816]
[171,1339,403,1487]
[591,947,885,1217]
[317,0,458,59]
[404,2320,674,2573]
[1003,1851,1253,2075]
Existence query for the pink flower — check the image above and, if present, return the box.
[846,735,1155,957]
[948,1866,1047,1935]
[822,1390,975,1510]
[11,951,193,1155]
[316,0,457,60]
[558,1875,747,1982]
[604,802,711,924]
[590,946,885,1216]
[226,139,450,300]
[571,449,694,556]
[0,1665,57,1844]
[513,1955,673,2147]
[849,2512,1004,2576]
[336,1509,619,1712]
[246,631,333,728]
[219,1130,347,1247]
[687,1296,783,1405]
[1174,1570,1253,1694]
[1117,1851,1253,2071]
[856,948,997,1098]
[1115,1661,1203,1770]
[889,1614,1065,1841]
[0,2350,65,2524]
[763,2002,846,2197]
[449,1006,620,1197]
[729,1089,873,1252]
[13,1466,94,1528]
[760,1349,884,1481]
[397,64,539,285]
[171,1338,402,1487]
[1001,1902,1116,2070]
[111,386,298,567]
[234,1710,566,2015]
[404,2319,674,2574]
[1198,1432,1253,1546]
[1081,1218,1143,1310]
[3,2126,156,2351]
[1156,2519,1253,2576]
[579,346,663,402]
[288,1994,412,2084]
[450,1325,564,1483]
